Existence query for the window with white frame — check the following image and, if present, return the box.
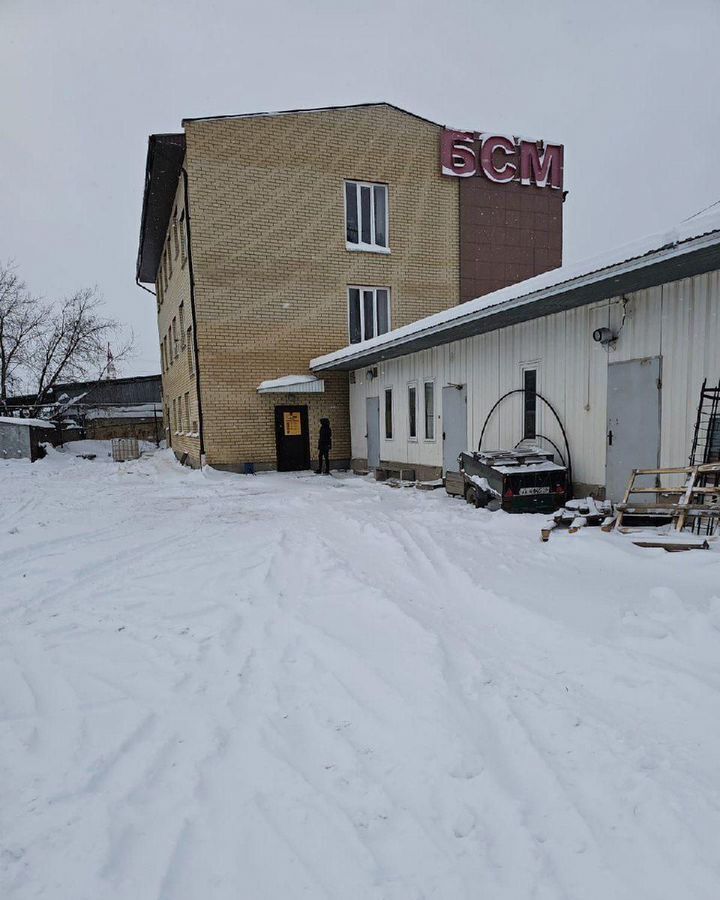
[179,210,187,265]
[408,383,417,440]
[424,381,435,440]
[172,208,180,258]
[345,181,388,252]
[348,287,390,344]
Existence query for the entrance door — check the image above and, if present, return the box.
[606,357,661,500]
[366,397,380,470]
[442,385,467,474]
[275,405,311,471]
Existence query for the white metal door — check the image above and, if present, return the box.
[606,357,661,500]
[366,396,380,470]
[442,385,467,474]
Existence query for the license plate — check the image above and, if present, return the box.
[518,486,550,496]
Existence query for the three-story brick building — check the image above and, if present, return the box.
[136,103,564,471]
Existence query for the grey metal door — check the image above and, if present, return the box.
[442,385,467,473]
[366,396,380,470]
[606,357,661,500]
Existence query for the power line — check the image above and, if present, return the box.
[681,198,720,223]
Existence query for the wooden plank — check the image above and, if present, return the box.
[616,504,677,512]
[601,516,617,532]
[627,487,685,494]
[568,516,587,534]
[631,537,709,551]
[631,466,695,475]
[540,521,557,542]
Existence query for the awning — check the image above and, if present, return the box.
[257,375,325,394]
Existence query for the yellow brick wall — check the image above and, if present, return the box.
[155,175,202,464]
[182,104,460,469]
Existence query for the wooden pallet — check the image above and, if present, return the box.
[613,463,720,549]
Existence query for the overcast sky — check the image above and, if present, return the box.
[1,0,719,377]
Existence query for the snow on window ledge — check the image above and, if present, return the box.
[346,242,391,255]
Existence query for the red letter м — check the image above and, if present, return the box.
[519,142,564,189]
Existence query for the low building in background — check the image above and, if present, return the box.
[311,212,720,499]
[136,102,565,471]
[6,375,163,444]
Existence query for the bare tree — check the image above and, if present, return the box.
[0,261,134,415]
[0,262,44,409]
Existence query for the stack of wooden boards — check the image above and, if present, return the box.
[541,497,614,541]
[541,463,720,550]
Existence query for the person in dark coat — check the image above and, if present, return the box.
[316,417,332,474]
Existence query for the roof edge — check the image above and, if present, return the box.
[311,222,720,372]
[136,133,185,284]
[181,101,442,129]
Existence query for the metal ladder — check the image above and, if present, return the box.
[688,378,720,535]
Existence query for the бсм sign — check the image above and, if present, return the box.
[441,129,563,191]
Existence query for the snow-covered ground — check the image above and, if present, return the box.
[2,444,720,900]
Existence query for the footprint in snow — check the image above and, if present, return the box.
[453,808,476,838]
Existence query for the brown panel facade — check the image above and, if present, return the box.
[459,177,563,302]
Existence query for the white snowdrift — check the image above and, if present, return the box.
[1,445,720,899]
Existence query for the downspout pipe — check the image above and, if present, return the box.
[181,165,206,464]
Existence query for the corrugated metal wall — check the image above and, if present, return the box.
[349,270,720,490]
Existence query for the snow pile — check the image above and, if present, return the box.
[2,451,720,898]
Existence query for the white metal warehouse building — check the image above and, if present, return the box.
[311,212,720,499]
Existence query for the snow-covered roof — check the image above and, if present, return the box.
[312,208,720,372]
[0,416,55,430]
[257,375,325,394]
[84,404,161,420]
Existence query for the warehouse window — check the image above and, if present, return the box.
[424,381,435,440]
[187,328,194,373]
[345,181,388,252]
[385,388,393,440]
[523,368,537,439]
[172,398,178,433]
[172,318,178,357]
[172,208,180,258]
[348,287,390,344]
[179,303,185,347]
[408,383,417,440]
[184,393,190,433]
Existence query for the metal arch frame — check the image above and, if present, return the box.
[514,433,566,468]
[478,388,573,494]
